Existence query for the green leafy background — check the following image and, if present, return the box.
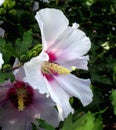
[0,0,116,130]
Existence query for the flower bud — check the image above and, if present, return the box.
[20,54,28,63]
[2,64,11,72]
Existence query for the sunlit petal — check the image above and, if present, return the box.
[0,53,4,69]
[35,8,69,49]
[54,74,93,106]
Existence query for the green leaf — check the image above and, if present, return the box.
[0,38,5,48]
[61,112,103,130]
[15,29,33,56]
[32,123,38,130]
[36,119,55,130]
[15,38,23,56]
[0,38,18,58]
[22,29,33,53]
[113,66,116,83]
[0,70,15,84]
[5,43,19,57]
[62,114,73,130]
[111,90,116,115]
[73,112,103,130]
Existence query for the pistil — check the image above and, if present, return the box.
[41,61,76,75]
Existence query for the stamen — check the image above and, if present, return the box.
[71,66,76,71]
[7,81,34,111]
[18,94,25,111]
[42,62,76,75]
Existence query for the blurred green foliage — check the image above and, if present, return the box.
[62,112,103,130]
[0,0,116,129]
[111,90,116,115]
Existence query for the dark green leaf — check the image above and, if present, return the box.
[0,70,15,84]
[62,114,73,130]
[22,29,33,53]
[15,29,33,56]
[73,112,103,130]
[62,112,103,130]
[0,39,18,58]
[36,119,55,130]
[32,123,38,130]
[111,90,116,115]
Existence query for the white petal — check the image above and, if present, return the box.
[57,55,89,70]
[44,77,74,120]
[13,67,25,81]
[54,74,93,106]
[48,26,91,59]
[35,8,69,49]
[24,66,48,94]
[13,58,26,81]
[23,51,49,93]
[0,27,5,38]
[0,53,4,69]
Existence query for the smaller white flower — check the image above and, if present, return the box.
[0,53,4,69]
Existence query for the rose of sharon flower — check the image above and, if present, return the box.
[23,8,93,120]
[0,81,59,130]
[0,53,4,69]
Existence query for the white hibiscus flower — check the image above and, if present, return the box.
[23,8,93,120]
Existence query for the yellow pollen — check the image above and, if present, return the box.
[71,66,76,71]
[18,94,25,111]
[42,62,76,75]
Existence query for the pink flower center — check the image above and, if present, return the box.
[41,51,76,81]
[47,52,57,62]
[7,81,34,111]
